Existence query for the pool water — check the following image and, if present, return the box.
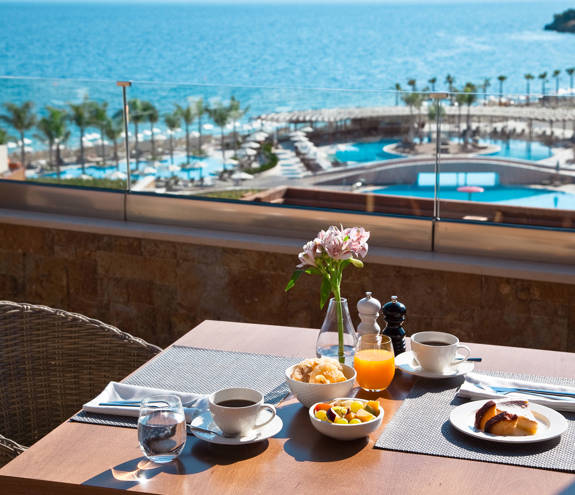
[334,139,400,163]
[479,139,552,161]
[335,138,552,164]
[28,153,228,182]
[371,185,575,210]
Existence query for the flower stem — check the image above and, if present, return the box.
[333,286,344,364]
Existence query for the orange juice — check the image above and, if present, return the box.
[354,349,395,391]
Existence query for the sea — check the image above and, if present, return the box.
[1,1,575,120]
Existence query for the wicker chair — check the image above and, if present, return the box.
[0,301,162,467]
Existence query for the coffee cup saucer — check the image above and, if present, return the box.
[189,409,283,445]
[395,351,474,379]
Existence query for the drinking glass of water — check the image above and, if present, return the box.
[138,395,186,463]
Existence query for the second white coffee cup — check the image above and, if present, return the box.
[411,331,471,373]
[209,387,276,437]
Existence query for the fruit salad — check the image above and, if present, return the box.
[313,399,381,425]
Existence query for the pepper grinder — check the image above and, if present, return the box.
[381,295,407,355]
[356,292,381,336]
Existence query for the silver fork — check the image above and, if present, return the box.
[475,383,575,401]
[99,400,169,407]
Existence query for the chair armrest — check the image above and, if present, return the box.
[0,433,27,467]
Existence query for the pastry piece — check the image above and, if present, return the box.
[474,400,498,430]
[485,411,519,435]
[290,357,346,383]
[474,399,538,436]
[498,400,538,435]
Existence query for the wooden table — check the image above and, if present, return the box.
[1,320,574,494]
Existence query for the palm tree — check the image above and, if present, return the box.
[127,99,147,168]
[0,101,36,167]
[407,79,417,92]
[141,101,159,160]
[401,91,423,144]
[36,107,69,178]
[229,96,249,153]
[428,77,437,92]
[394,83,402,106]
[207,101,232,166]
[539,72,548,98]
[460,83,477,147]
[195,98,206,155]
[174,103,195,163]
[51,110,70,178]
[68,98,92,173]
[35,116,55,167]
[481,78,490,102]
[524,74,534,105]
[164,111,181,165]
[0,128,9,145]
[89,101,108,164]
[552,69,561,95]
[566,67,575,92]
[454,88,466,138]
[427,101,445,123]
[497,75,507,105]
[445,74,455,104]
[103,116,123,169]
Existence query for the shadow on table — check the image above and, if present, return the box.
[408,376,465,398]
[83,457,189,491]
[280,402,368,462]
[83,436,268,490]
[558,480,575,495]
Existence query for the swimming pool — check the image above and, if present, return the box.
[335,138,552,164]
[479,139,552,161]
[27,153,228,182]
[334,139,400,163]
[371,185,575,209]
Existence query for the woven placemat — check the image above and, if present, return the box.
[72,346,301,429]
[375,371,575,472]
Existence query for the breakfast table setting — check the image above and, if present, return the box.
[1,226,574,494]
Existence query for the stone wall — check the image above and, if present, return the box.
[0,221,573,352]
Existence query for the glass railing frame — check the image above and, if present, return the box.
[1,76,575,266]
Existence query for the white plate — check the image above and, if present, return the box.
[449,399,568,443]
[189,409,283,445]
[395,351,474,379]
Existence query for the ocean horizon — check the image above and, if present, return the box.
[1,1,575,116]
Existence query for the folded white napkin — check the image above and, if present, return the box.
[82,382,209,422]
[457,372,575,412]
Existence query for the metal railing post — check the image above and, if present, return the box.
[430,92,448,250]
[117,81,132,221]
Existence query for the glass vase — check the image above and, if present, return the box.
[316,297,358,365]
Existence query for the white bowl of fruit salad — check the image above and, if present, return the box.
[309,398,383,441]
[286,358,356,408]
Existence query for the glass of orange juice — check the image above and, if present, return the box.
[354,334,395,392]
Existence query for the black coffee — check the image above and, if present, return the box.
[217,399,256,408]
[421,340,449,346]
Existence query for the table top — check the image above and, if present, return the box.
[1,320,574,494]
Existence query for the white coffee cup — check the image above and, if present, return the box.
[411,331,471,373]
[208,388,276,437]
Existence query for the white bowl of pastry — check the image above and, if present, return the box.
[285,357,356,408]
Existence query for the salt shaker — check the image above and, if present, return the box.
[381,295,407,355]
[356,292,381,336]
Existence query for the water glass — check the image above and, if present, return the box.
[138,395,186,463]
[354,334,395,392]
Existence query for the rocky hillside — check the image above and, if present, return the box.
[545,9,575,33]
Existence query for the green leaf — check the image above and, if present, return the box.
[349,258,364,268]
[319,277,331,309]
[285,270,303,292]
[341,259,356,271]
[304,267,321,276]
